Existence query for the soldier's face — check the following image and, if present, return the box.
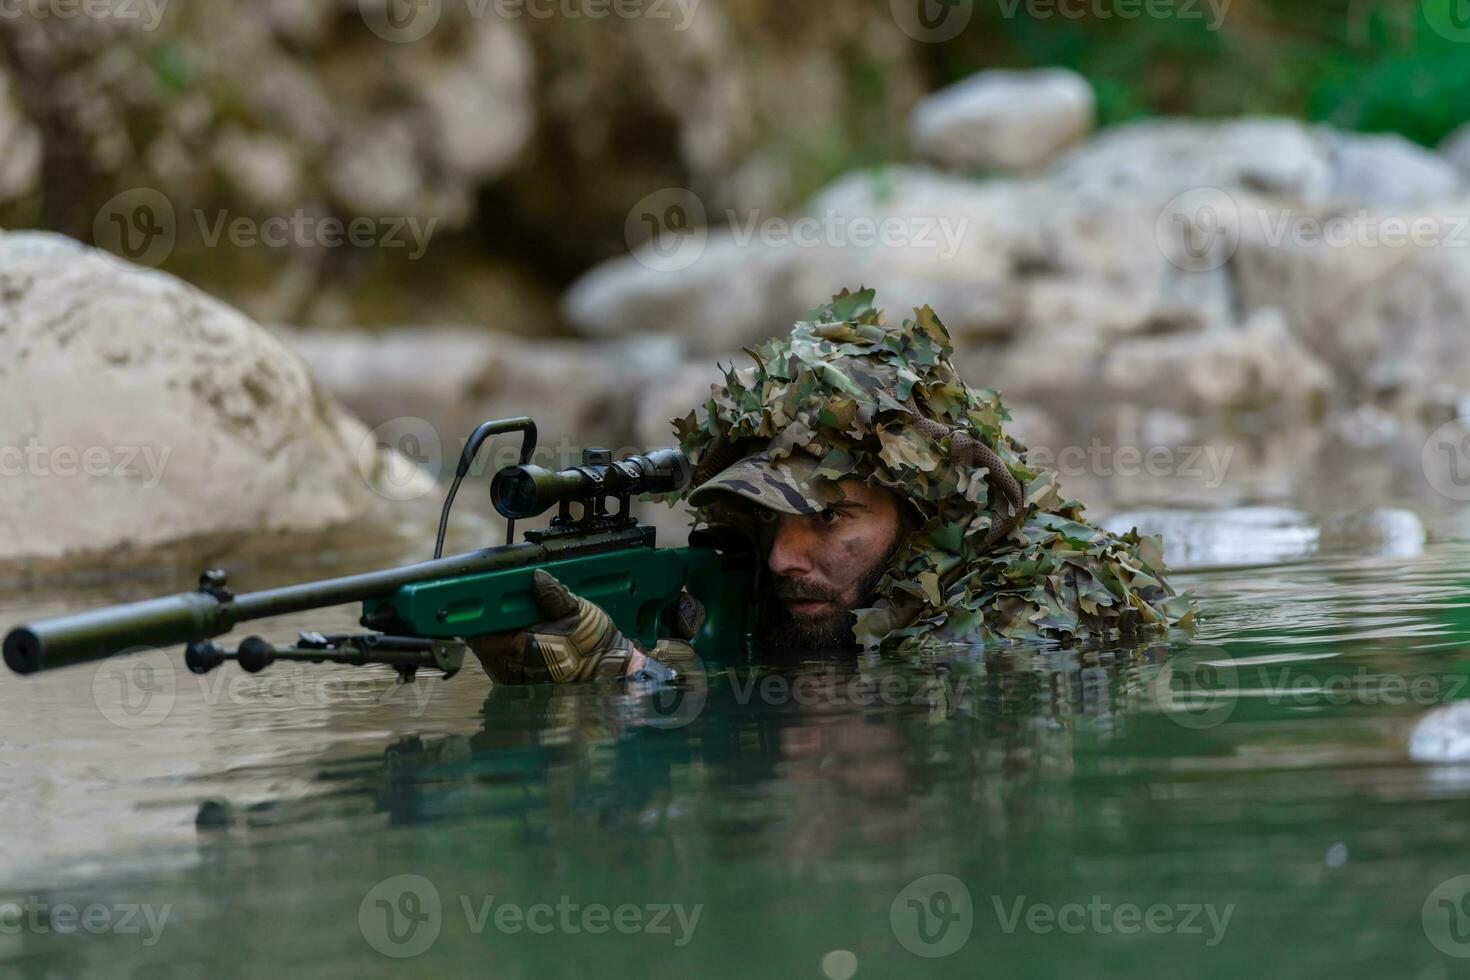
[757,480,904,649]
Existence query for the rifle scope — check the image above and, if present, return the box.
[490,448,691,520]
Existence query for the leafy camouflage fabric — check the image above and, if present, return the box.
[672,288,1197,651]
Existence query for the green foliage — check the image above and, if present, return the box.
[926,0,1470,145]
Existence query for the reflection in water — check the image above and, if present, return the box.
[4,539,1470,977]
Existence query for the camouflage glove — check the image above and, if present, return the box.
[467,570,701,685]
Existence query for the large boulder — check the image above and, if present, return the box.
[1048,118,1460,207]
[910,68,1095,173]
[0,232,433,570]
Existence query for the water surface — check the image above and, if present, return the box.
[4,523,1470,978]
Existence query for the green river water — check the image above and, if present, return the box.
[4,515,1470,979]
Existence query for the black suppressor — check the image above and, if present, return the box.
[490,448,691,520]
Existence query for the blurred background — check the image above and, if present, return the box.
[3,0,1470,570]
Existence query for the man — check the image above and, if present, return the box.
[470,288,1194,684]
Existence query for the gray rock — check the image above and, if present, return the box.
[1325,131,1461,206]
[1439,121,1470,178]
[910,68,1095,173]
[1103,505,1425,569]
[1103,507,1320,569]
[1411,702,1470,763]
[0,232,432,569]
[1046,117,1335,204]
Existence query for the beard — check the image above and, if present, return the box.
[753,540,902,653]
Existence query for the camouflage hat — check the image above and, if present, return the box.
[686,449,831,515]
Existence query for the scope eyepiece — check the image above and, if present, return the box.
[490,448,692,520]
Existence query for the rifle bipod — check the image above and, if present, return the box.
[184,632,466,682]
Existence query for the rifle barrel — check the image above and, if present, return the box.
[4,530,649,675]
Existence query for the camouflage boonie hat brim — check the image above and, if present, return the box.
[686,451,834,515]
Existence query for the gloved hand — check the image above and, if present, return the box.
[466,570,703,685]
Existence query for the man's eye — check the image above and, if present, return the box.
[818,509,843,526]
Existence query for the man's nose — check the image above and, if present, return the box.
[767,516,816,578]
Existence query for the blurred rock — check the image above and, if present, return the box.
[0,232,431,569]
[1326,131,1460,206]
[1047,118,1334,203]
[0,67,41,206]
[1104,505,1425,568]
[1411,702,1470,763]
[910,68,1095,173]
[287,326,690,470]
[1232,197,1470,408]
[1104,507,1319,568]
[1319,508,1426,558]
[1439,121,1470,177]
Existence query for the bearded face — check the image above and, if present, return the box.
[746,480,909,652]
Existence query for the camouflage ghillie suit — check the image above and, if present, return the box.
[674,288,1197,651]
